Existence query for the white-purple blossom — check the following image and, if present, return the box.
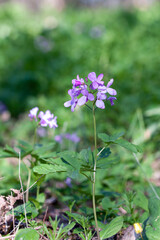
[28,108,58,129]
[64,72,117,111]
[28,107,39,121]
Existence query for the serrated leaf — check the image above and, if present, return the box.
[15,228,39,240]
[100,216,123,239]
[32,143,56,157]
[58,150,81,170]
[78,148,93,166]
[98,132,124,143]
[33,164,66,174]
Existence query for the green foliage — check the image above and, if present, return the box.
[42,216,75,240]
[100,216,123,239]
[98,132,142,153]
[8,201,38,220]
[15,228,39,240]
[145,197,160,240]
[33,164,66,174]
[66,212,93,239]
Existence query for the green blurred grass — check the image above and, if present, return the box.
[0,3,160,143]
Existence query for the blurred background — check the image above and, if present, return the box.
[0,0,160,149]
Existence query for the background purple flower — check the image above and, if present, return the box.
[29,107,58,129]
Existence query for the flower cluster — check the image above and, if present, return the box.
[64,72,117,111]
[28,107,58,129]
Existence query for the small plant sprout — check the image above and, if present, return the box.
[64,72,117,240]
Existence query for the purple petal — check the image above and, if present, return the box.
[88,72,96,82]
[88,93,94,101]
[108,97,117,106]
[92,81,99,89]
[64,100,71,107]
[101,94,107,100]
[107,79,114,88]
[68,89,72,96]
[81,89,88,96]
[107,88,117,96]
[98,85,107,93]
[38,111,44,119]
[96,100,105,109]
[97,73,104,83]
[78,96,87,106]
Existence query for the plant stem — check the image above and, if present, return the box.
[92,105,100,240]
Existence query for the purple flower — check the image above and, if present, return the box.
[55,134,63,143]
[65,133,80,143]
[64,72,117,112]
[65,177,72,187]
[107,97,117,106]
[96,91,107,109]
[72,75,84,87]
[64,88,80,112]
[29,107,58,129]
[88,72,104,90]
[39,110,58,128]
[37,127,47,137]
[99,79,117,96]
[28,107,39,121]
[78,89,94,106]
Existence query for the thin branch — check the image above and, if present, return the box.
[97,147,105,156]
[23,174,45,195]
[11,191,15,234]
[0,235,16,240]
[85,104,92,111]
[19,151,28,227]
[133,153,160,200]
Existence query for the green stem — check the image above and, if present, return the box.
[33,127,37,148]
[92,105,100,240]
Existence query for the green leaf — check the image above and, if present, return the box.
[145,197,160,239]
[0,145,19,158]
[98,132,124,143]
[61,222,75,233]
[58,151,81,170]
[9,201,38,218]
[32,143,56,159]
[134,191,148,212]
[78,148,93,166]
[100,216,123,239]
[98,133,142,153]
[97,157,118,169]
[102,197,116,210]
[33,164,66,174]
[15,228,39,240]
[114,139,142,153]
